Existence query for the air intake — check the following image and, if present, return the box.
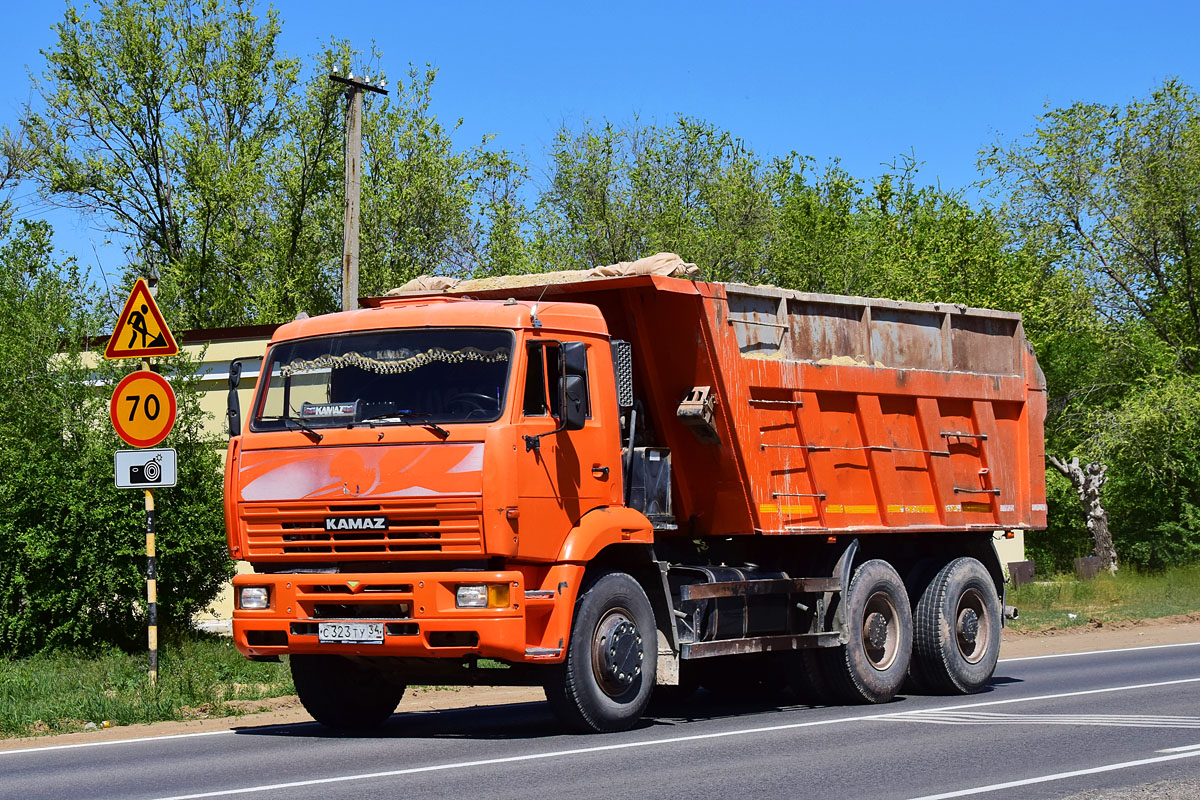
[611,339,633,409]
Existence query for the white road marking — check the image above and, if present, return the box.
[1000,640,1200,663]
[0,729,234,756]
[1160,743,1200,753]
[906,749,1200,799]
[886,711,1200,728]
[149,676,1200,800]
[912,676,1200,715]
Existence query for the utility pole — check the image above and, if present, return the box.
[330,71,387,311]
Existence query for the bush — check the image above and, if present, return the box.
[1099,374,1200,569]
[0,220,230,656]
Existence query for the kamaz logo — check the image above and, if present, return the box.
[324,516,388,531]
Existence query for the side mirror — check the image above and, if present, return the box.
[525,341,588,452]
[227,359,244,438]
[559,342,588,431]
[561,374,586,430]
[562,340,587,377]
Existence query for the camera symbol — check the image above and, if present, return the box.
[129,454,163,484]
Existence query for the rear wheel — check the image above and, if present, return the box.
[821,559,913,704]
[909,557,1002,694]
[544,571,657,732]
[290,654,405,730]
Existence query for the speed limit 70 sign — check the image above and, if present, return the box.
[110,370,177,448]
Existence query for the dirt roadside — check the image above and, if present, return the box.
[4,616,1198,752]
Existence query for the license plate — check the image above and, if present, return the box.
[318,621,384,644]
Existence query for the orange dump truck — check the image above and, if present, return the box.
[225,264,1046,732]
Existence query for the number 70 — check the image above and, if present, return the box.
[125,394,162,421]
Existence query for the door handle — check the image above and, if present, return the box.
[591,465,610,479]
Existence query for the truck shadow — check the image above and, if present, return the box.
[227,694,850,741]
[231,700,585,741]
[228,677,1021,741]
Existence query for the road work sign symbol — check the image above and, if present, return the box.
[104,278,179,359]
[110,370,177,448]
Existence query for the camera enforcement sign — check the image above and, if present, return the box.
[110,370,177,448]
[115,448,177,489]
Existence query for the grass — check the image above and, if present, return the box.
[0,633,293,739]
[1006,564,1200,632]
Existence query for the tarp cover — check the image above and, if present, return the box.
[385,252,699,295]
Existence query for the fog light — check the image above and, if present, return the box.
[456,584,487,608]
[240,586,270,610]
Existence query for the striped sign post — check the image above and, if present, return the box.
[145,486,158,685]
[104,280,179,689]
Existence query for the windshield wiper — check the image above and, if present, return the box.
[283,415,323,443]
[257,414,324,442]
[357,410,450,440]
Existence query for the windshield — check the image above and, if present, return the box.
[251,328,513,431]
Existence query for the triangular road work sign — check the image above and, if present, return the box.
[104,278,179,359]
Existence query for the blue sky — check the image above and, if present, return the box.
[3,0,1199,277]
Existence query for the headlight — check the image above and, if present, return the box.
[456,583,510,609]
[239,586,270,610]
[456,584,488,608]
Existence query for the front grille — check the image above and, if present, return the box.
[240,498,484,558]
[311,603,411,619]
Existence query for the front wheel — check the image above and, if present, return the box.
[821,559,913,704]
[544,571,657,732]
[909,557,1002,694]
[290,655,405,731]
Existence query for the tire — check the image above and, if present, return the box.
[909,557,1002,694]
[544,571,657,733]
[820,559,913,704]
[290,654,405,731]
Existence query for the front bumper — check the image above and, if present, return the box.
[232,569,573,663]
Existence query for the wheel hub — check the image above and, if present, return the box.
[954,587,990,664]
[865,612,890,649]
[592,609,643,697]
[861,591,899,670]
[957,608,979,646]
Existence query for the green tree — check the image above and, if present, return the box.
[533,117,772,279]
[0,220,227,655]
[27,0,528,321]
[357,65,529,293]
[984,79,1200,569]
[981,79,1200,372]
[252,42,348,321]
[27,0,301,328]
[766,156,863,293]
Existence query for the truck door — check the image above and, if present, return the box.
[516,338,621,560]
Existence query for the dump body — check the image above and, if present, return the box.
[444,274,1048,540]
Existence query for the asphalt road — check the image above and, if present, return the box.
[4,642,1200,800]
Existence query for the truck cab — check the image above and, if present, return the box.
[227,295,656,731]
